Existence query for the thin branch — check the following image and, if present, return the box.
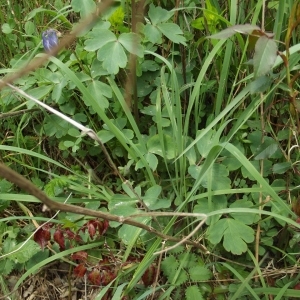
[0,163,209,253]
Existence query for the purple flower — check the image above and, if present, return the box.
[42,29,58,52]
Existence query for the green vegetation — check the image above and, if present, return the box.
[1,0,300,299]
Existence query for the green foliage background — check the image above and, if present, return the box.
[1,0,300,299]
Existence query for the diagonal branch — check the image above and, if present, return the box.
[0,163,208,253]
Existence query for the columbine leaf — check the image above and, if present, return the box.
[188,163,231,191]
[144,24,162,44]
[84,29,116,51]
[157,23,186,45]
[143,185,171,210]
[71,0,96,18]
[86,81,111,109]
[207,218,254,255]
[272,162,292,174]
[148,4,173,25]
[230,200,259,225]
[118,33,144,57]
[44,115,71,138]
[145,152,158,171]
[254,142,278,160]
[97,41,127,74]
[196,129,216,158]
[253,36,278,77]
[147,134,176,159]
[208,24,260,39]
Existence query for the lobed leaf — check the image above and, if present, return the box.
[207,218,255,255]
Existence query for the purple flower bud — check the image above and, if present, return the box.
[42,29,58,53]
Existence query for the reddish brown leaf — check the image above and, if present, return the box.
[74,263,87,277]
[98,220,109,235]
[34,227,51,250]
[71,251,88,262]
[98,258,111,270]
[294,283,300,290]
[88,269,101,285]
[65,228,82,242]
[53,229,65,251]
[101,270,116,286]
[87,221,96,239]
[103,220,109,232]
[82,219,109,239]
[142,264,157,287]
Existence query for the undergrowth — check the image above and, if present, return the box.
[1,0,300,299]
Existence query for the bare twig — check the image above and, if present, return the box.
[0,163,209,254]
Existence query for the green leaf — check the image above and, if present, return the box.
[97,41,127,74]
[143,185,171,210]
[0,259,15,275]
[230,200,259,225]
[0,179,13,193]
[145,152,158,171]
[186,286,204,300]
[189,266,212,281]
[118,33,144,57]
[24,21,35,35]
[157,23,186,45]
[108,6,125,27]
[9,240,40,263]
[254,143,278,160]
[253,36,278,77]
[272,162,292,174]
[147,134,176,159]
[43,115,71,138]
[97,129,115,143]
[86,81,111,109]
[161,255,178,279]
[135,153,158,171]
[249,75,273,94]
[111,282,128,300]
[2,23,13,34]
[207,218,254,255]
[118,220,149,245]
[241,159,273,179]
[84,29,116,51]
[196,129,216,158]
[144,24,162,44]
[205,0,219,23]
[194,195,227,224]
[71,0,96,18]
[27,85,53,108]
[191,17,206,30]
[188,163,231,190]
[148,4,173,25]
